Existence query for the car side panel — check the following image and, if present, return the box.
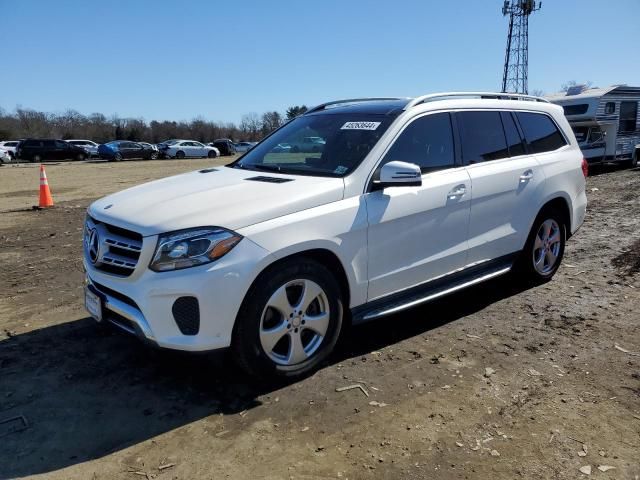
[236,194,370,309]
[465,154,545,265]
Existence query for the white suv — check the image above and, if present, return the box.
[83,92,587,378]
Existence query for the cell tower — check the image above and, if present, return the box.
[501,0,542,94]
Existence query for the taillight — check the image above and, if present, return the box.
[581,157,588,178]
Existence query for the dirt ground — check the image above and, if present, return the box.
[0,160,639,480]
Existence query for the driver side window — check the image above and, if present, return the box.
[381,113,455,173]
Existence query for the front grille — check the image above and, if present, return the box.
[85,216,143,277]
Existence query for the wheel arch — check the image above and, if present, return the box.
[536,195,572,238]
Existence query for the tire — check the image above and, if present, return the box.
[32,154,41,163]
[176,150,185,159]
[76,153,86,161]
[207,150,217,158]
[114,152,123,162]
[513,207,566,284]
[232,258,344,378]
[150,152,158,160]
[625,149,639,168]
[291,146,300,153]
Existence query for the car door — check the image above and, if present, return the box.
[458,110,544,266]
[193,141,206,157]
[365,112,472,301]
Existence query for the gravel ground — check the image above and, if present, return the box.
[0,161,639,479]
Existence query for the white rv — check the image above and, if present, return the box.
[547,85,640,167]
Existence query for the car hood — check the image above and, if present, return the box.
[88,166,345,236]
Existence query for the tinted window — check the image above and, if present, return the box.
[619,101,638,133]
[381,113,455,173]
[605,102,615,114]
[516,112,567,154]
[457,111,509,163]
[43,140,55,147]
[562,104,589,116]
[501,112,526,157]
[55,140,68,148]
[24,140,41,147]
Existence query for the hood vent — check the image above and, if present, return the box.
[245,176,293,184]
[199,168,218,173]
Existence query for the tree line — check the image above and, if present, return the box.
[0,105,308,144]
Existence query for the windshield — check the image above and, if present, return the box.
[230,113,394,177]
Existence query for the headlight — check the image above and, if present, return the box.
[149,227,242,272]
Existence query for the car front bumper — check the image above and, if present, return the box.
[84,236,272,351]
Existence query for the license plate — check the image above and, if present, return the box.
[85,287,103,322]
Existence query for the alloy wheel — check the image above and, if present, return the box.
[532,219,561,275]
[259,279,330,366]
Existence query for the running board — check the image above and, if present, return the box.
[352,261,513,324]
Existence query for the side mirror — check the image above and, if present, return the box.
[377,161,422,188]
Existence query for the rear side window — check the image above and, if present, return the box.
[516,112,567,154]
[43,140,55,147]
[381,112,455,173]
[457,111,509,163]
[24,140,41,147]
[500,112,526,157]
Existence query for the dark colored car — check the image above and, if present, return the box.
[16,139,88,162]
[210,139,237,156]
[98,141,159,161]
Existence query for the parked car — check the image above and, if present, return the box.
[210,139,236,156]
[234,141,256,153]
[271,143,292,153]
[289,136,326,153]
[66,139,100,158]
[16,139,88,162]
[0,147,11,164]
[83,92,586,379]
[0,141,19,159]
[160,140,219,159]
[156,139,182,159]
[97,141,159,161]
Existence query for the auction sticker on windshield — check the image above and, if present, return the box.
[340,121,381,130]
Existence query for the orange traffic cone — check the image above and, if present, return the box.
[39,164,54,208]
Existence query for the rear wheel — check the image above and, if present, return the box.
[176,150,185,159]
[114,152,123,162]
[207,150,217,158]
[32,154,42,163]
[232,258,343,378]
[513,207,566,284]
[150,152,159,160]
[76,153,86,161]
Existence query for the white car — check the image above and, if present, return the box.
[0,146,11,163]
[83,92,587,378]
[161,140,220,159]
[66,139,100,158]
[0,141,20,160]
[234,141,256,153]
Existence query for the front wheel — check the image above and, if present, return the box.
[150,152,158,160]
[232,258,343,378]
[513,207,566,284]
[176,150,185,159]
[114,152,123,162]
[207,150,217,158]
[32,154,42,163]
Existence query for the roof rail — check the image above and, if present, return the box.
[306,97,409,114]
[404,91,550,110]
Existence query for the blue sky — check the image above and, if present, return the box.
[1,0,638,124]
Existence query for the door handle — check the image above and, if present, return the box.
[519,170,534,182]
[447,184,466,199]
